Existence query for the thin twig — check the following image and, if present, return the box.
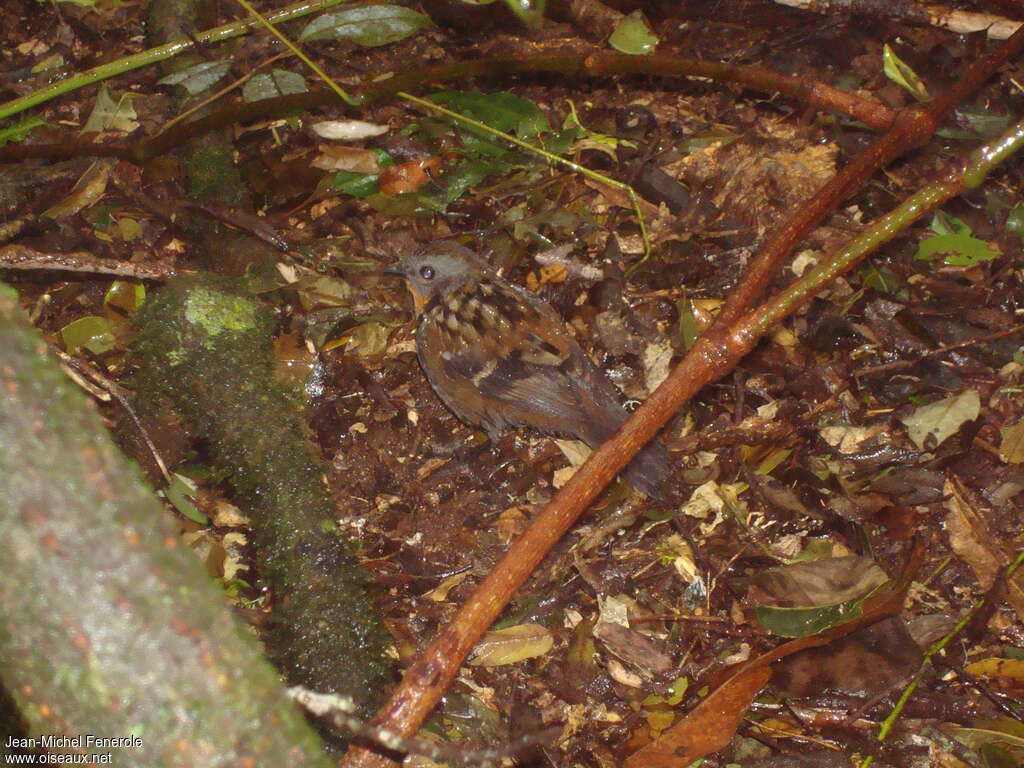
[398,89,653,265]
[0,245,187,280]
[0,52,898,165]
[0,0,351,120]
[290,686,558,767]
[852,325,1024,378]
[160,52,290,135]
[52,348,172,484]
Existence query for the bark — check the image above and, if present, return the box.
[0,282,332,767]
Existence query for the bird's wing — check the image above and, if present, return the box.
[419,279,624,439]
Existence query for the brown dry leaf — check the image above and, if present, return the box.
[42,160,112,219]
[423,571,469,603]
[594,621,673,676]
[944,477,1024,620]
[582,176,659,217]
[751,555,889,608]
[965,657,1024,680]
[624,663,771,767]
[310,145,382,173]
[999,418,1024,463]
[537,263,568,285]
[378,157,444,196]
[495,505,530,543]
[468,623,554,666]
[901,389,980,450]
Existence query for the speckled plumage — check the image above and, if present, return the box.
[392,240,670,499]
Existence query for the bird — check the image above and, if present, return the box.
[388,240,671,499]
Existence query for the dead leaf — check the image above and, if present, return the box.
[819,424,885,454]
[643,340,673,393]
[468,623,554,666]
[751,556,889,608]
[625,546,922,765]
[965,657,1024,680]
[901,389,980,450]
[423,571,469,602]
[944,477,1024,620]
[43,160,112,219]
[594,621,674,676]
[625,662,771,767]
[311,145,382,173]
[999,418,1024,463]
[310,119,389,140]
[378,156,444,196]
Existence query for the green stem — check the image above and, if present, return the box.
[739,116,1024,344]
[234,0,356,106]
[857,548,1024,768]
[397,90,652,265]
[0,0,350,121]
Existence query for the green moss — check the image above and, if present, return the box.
[183,286,261,338]
[133,275,391,712]
[182,141,247,206]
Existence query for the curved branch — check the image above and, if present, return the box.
[0,51,895,165]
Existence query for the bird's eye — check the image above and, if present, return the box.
[419,265,435,280]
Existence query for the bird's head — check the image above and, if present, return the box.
[388,240,489,312]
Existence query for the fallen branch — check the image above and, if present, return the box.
[776,0,1022,40]
[0,244,186,280]
[0,51,896,165]
[0,0,351,120]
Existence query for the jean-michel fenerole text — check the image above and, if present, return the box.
[6,734,143,750]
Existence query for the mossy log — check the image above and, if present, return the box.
[132,276,392,713]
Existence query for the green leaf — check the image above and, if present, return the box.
[608,10,659,55]
[157,60,231,95]
[241,70,308,103]
[430,90,550,137]
[60,316,116,355]
[104,281,146,314]
[930,209,972,236]
[468,623,554,666]
[163,473,209,525]
[756,601,859,638]
[442,157,501,203]
[0,115,47,147]
[328,170,380,198]
[1005,203,1024,238]
[678,128,741,153]
[882,44,930,102]
[954,106,1014,140]
[300,5,432,46]
[754,557,889,637]
[914,233,999,265]
[676,298,700,350]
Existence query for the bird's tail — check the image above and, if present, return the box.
[622,438,671,501]
[581,411,672,501]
